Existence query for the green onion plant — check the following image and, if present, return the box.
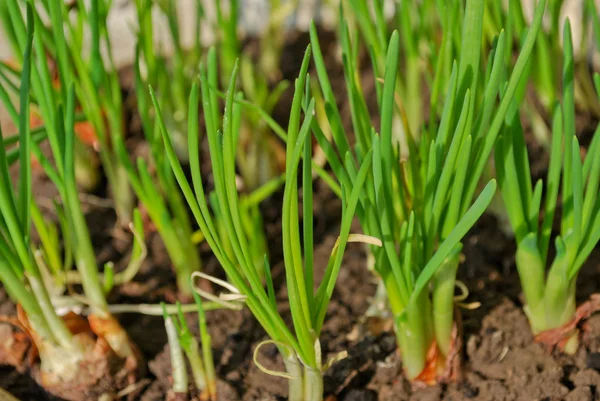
[483,0,600,147]
[133,1,275,288]
[0,0,134,226]
[155,45,377,401]
[116,131,201,295]
[0,7,138,396]
[193,46,285,282]
[161,289,216,400]
[133,0,205,161]
[113,41,204,296]
[0,2,101,192]
[341,0,463,144]
[309,0,546,381]
[214,0,292,191]
[496,21,600,354]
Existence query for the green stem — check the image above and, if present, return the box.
[69,204,108,314]
[202,336,217,400]
[283,352,304,401]
[184,341,207,393]
[110,163,134,227]
[515,234,546,333]
[303,366,324,401]
[28,275,74,350]
[282,353,324,401]
[0,260,55,343]
[165,316,188,394]
[551,284,578,353]
[381,258,433,380]
[544,256,573,329]
[562,283,578,353]
[196,285,217,400]
[396,293,433,380]
[544,276,577,350]
[30,202,62,276]
[543,243,578,353]
[162,225,200,296]
[432,248,460,357]
[380,267,405,315]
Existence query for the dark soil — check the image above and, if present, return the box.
[3,27,600,401]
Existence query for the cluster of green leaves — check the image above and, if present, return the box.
[155,42,375,400]
[215,0,293,191]
[496,21,600,352]
[484,0,600,146]
[133,0,205,161]
[0,3,110,319]
[0,6,70,351]
[0,6,137,384]
[0,0,134,225]
[131,0,281,290]
[309,0,546,379]
[116,6,207,294]
[201,165,279,281]
[342,0,466,139]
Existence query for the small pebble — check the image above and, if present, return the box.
[565,386,593,401]
[461,381,479,398]
[586,352,600,371]
[343,389,377,401]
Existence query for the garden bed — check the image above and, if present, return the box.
[1,22,600,400]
